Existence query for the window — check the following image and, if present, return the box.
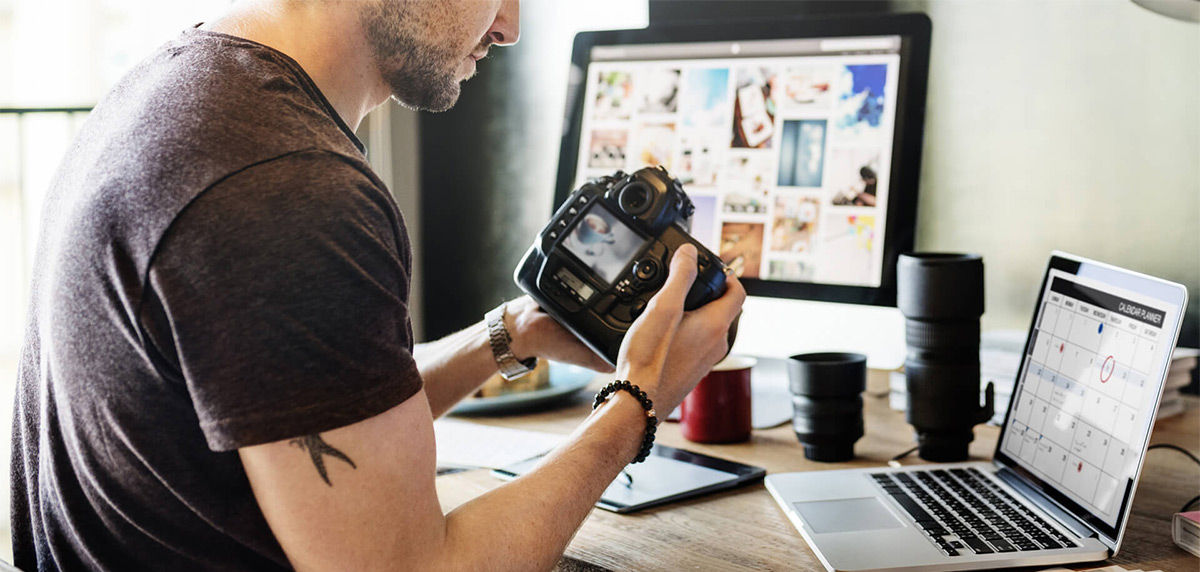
[0,1,227,560]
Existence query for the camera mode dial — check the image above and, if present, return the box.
[633,258,660,283]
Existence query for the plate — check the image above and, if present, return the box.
[449,362,598,415]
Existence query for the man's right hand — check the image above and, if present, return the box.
[615,244,746,416]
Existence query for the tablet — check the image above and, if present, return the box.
[492,444,766,513]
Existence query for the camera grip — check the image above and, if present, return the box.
[683,262,738,360]
[683,259,727,311]
[684,275,719,309]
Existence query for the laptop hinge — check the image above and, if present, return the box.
[996,467,1095,540]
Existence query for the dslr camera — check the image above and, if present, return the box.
[514,166,730,366]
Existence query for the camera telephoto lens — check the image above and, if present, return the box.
[618,182,653,215]
[787,352,867,462]
[897,253,994,462]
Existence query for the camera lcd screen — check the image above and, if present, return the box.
[561,204,643,285]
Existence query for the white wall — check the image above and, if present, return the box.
[386,106,426,339]
[897,0,1199,334]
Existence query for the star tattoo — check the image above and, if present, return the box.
[289,434,357,486]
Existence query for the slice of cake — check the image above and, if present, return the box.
[475,360,551,398]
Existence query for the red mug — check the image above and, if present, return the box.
[680,356,755,443]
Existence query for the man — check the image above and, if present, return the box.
[11,0,745,569]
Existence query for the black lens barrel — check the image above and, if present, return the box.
[898,253,994,462]
[787,352,866,462]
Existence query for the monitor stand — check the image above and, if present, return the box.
[730,296,905,370]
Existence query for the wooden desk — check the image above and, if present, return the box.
[437,373,1200,571]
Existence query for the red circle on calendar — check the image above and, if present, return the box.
[1100,355,1115,383]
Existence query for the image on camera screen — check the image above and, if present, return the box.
[561,204,644,285]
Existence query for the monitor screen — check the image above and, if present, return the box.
[572,35,904,289]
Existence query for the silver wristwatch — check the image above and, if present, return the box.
[485,302,537,380]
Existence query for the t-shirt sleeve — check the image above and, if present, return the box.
[145,150,423,451]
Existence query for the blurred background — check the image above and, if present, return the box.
[0,0,1196,561]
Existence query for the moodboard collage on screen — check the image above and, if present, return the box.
[574,40,900,287]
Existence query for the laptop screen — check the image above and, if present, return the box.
[995,254,1186,544]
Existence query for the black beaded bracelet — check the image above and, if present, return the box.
[593,380,658,464]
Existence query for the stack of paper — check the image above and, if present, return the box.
[1159,348,1198,420]
[434,419,566,471]
[1173,510,1200,557]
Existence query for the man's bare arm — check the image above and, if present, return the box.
[242,247,744,570]
[240,387,645,571]
[413,321,498,417]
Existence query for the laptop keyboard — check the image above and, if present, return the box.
[870,468,1078,557]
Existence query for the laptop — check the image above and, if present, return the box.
[766,252,1189,571]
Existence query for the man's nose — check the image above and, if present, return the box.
[487,0,520,46]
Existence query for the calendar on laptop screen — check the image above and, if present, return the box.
[1000,270,1171,527]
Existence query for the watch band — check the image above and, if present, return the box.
[485,303,537,380]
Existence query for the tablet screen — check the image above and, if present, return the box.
[494,444,765,513]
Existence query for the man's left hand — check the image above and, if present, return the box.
[505,295,615,373]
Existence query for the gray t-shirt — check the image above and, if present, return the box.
[11,29,423,570]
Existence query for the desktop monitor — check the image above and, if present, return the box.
[556,14,931,366]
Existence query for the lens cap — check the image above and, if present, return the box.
[897,253,984,319]
[787,352,867,396]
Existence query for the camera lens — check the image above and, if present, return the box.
[787,352,866,462]
[897,253,994,462]
[618,182,654,216]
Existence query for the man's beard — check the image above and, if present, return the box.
[359,1,469,112]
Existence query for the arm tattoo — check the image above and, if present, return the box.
[289,434,357,486]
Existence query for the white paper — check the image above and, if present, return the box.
[434,419,566,471]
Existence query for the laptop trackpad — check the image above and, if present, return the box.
[794,497,904,534]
